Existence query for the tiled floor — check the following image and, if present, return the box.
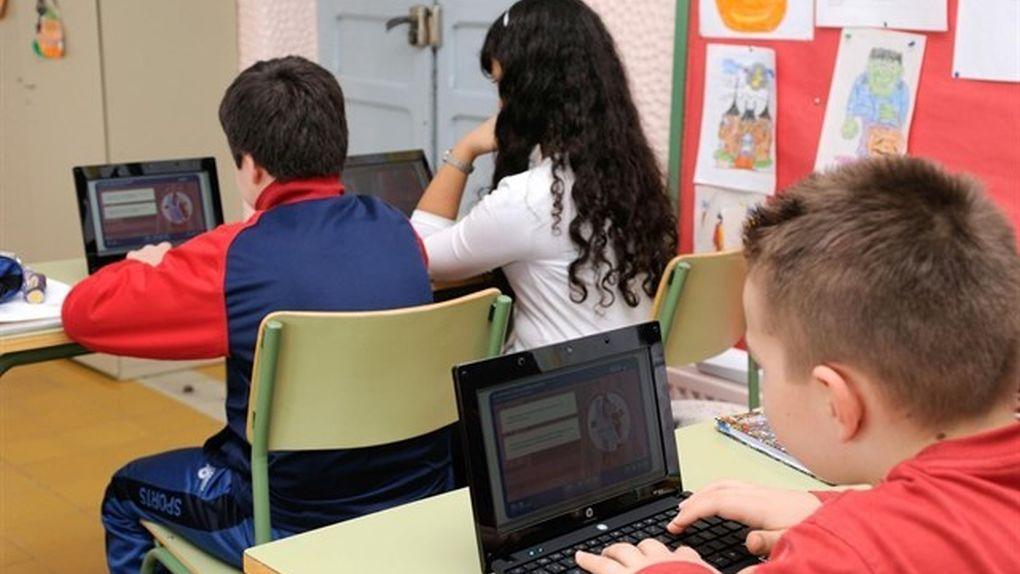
[0,360,224,573]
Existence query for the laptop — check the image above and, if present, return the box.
[454,322,761,574]
[73,157,224,274]
[342,149,433,217]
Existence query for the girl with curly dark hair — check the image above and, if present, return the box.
[413,0,678,350]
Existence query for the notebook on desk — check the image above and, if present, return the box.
[454,322,762,574]
[715,410,821,481]
[0,279,71,333]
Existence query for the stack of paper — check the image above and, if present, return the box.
[0,279,70,331]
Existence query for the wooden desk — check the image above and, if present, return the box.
[0,259,89,376]
[244,423,827,574]
[0,259,491,376]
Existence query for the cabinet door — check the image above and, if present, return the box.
[0,0,107,261]
[99,0,240,223]
[318,0,435,160]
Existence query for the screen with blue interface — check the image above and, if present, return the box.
[478,351,666,530]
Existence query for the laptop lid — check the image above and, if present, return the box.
[342,149,433,217]
[73,157,224,274]
[454,322,682,572]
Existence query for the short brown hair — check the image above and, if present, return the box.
[219,56,347,180]
[744,156,1020,427]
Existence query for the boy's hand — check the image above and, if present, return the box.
[576,539,718,574]
[126,242,172,267]
[668,481,821,556]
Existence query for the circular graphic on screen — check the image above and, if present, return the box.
[161,191,194,225]
[587,392,631,453]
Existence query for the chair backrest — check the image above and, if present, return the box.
[244,288,511,545]
[246,288,511,451]
[651,251,747,367]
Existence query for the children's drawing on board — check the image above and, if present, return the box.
[696,44,777,195]
[700,0,814,40]
[716,60,774,171]
[842,47,910,158]
[816,29,925,171]
[694,185,768,253]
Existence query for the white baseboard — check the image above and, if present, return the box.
[73,354,218,380]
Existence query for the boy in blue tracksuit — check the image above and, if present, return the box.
[62,56,451,572]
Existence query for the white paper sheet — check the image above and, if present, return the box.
[815,28,926,171]
[701,0,814,40]
[816,0,947,31]
[0,279,70,322]
[694,185,769,253]
[952,0,1020,83]
[695,45,778,194]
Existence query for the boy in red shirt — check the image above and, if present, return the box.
[578,157,1020,574]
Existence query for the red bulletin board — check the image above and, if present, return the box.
[677,0,1020,253]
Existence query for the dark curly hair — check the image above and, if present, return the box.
[481,0,678,308]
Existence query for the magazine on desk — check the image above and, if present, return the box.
[715,410,828,483]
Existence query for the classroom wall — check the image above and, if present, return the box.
[237,0,318,71]
[0,0,239,263]
[585,0,676,168]
[234,0,678,169]
[0,0,107,263]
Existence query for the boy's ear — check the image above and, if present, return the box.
[240,154,272,188]
[812,364,864,442]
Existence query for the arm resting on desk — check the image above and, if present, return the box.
[62,223,249,360]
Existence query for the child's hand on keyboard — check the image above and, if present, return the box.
[575,539,717,574]
[667,481,822,556]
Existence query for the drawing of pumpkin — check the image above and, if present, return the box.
[715,0,787,33]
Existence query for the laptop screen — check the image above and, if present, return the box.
[87,172,218,255]
[74,157,224,273]
[477,349,667,532]
[342,150,432,217]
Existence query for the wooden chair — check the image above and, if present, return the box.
[651,251,759,419]
[140,289,512,573]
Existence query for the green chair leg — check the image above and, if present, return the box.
[747,354,761,411]
[487,296,513,357]
[141,546,191,574]
[657,262,691,343]
[251,320,284,547]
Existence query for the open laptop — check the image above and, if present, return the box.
[73,157,224,274]
[342,149,432,217]
[454,322,761,574]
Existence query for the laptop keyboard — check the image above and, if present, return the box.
[505,508,758,574]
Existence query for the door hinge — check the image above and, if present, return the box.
[427,5,442,49]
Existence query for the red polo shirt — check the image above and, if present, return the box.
[639,422,1020,574]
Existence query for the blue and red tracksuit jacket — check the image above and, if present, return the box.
[62,177,452,531]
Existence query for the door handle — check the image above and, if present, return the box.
[384,5,441,48]
[385,5,429,48]
[385,16,414,31]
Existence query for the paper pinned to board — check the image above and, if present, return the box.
[815,0,948,31]
[815,28,926,171]
[694,185,769,254]
[695,44,778,195]
[0,279,70,323]
[700,0,814,41]
[952,0,1020,83]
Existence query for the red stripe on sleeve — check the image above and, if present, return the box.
[62,221,253,360]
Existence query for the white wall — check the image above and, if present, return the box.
[236,0,318,71]
[584,0,676,168]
